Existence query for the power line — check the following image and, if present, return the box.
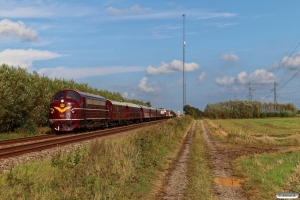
[256,36,300,89]
[278,88,300,94]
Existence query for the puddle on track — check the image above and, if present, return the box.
[214,177,245,187]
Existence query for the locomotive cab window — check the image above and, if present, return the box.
[66,91,80,101]
[53,92,64,101]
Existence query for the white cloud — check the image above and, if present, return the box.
[215,69,276,86]
[0,19,39,42]
[106,5,151,15]
[0,49,61,68]
[215,76,234,85]
[198,72,207,83]
[147,59,199,75]
[220,51,240,63]
[272,51,300,70]
[138,77,160,94]
[38,65,144,79]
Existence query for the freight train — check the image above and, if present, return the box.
[48,89,172,132]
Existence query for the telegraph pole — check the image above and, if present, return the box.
[183,14,186,110]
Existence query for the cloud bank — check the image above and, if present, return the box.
[147,59,199,75]
[0,49,61,68]
[215,69,276,85]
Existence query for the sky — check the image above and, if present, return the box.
[1,0,300,113]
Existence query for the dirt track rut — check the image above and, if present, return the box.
[200,120,247,200]
[161,120,196,199]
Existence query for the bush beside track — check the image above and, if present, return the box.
[0,64,147,133]
[0,116,192,199]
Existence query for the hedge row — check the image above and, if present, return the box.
[0,64,146,132]
[203,100,297,119]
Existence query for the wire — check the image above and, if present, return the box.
[257,36,300,88]
[278,88,300,94]
[277,69,300,91]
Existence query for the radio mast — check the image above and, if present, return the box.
[183,14,186,111]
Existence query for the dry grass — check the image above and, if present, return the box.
[0,117,193,199]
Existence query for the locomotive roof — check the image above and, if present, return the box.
[126,102,142,108]
[76,91,106,101]
[107,99,128,106]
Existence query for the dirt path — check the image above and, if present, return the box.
[200,120,247,200]
[159,120,196,200]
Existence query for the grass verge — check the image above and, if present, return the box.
[184,120,217,200]
[0,116,192,199]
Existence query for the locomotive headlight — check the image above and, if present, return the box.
[50,108,54,114]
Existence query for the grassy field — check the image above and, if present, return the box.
[0,117,193,199]
[204,117,300,146]
[205,117,300,199]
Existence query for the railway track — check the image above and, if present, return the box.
[0,120,167,159]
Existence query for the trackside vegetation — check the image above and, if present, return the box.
[0,64,146,133]
[203,100,297,119]
[0,116,193,199]
[185,120,217,200]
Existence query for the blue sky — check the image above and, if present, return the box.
[1,0,300,113]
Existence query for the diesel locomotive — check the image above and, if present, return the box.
[49,89,172,132]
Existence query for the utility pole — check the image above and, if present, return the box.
[273,81,279,103]
[248,82,254,102]
[182,14,186,110]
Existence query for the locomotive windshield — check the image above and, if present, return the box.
[53,91,64,101]
[66,91,80,101]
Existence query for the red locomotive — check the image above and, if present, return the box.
[49,89,172,132]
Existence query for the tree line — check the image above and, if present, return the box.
[0,64,147,132]
[203,100,297,119]
[183,105,202,119]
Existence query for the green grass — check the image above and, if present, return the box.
[212,118,300,136]
[205,117,300,146]
[233,149,300,199]
[0,116,193,199]
[184,120,217,200]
